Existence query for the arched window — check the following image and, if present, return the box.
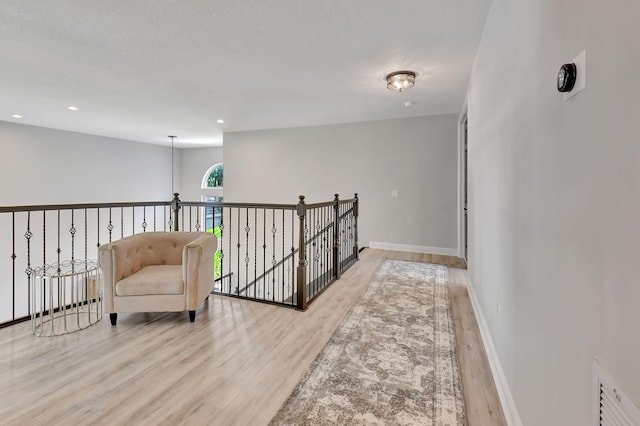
[201,163,223,278]
[201,163,223,232]
[202,163,223,189]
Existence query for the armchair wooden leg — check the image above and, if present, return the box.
[189,310,196,322]
[110,313,117,326]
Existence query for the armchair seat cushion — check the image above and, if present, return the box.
[116,265,184,296]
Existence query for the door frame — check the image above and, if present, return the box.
[457,101,468,262]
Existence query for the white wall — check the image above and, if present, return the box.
[177,146,223,201]
[467,0,640,425]
[224,115,459,252]
[0,121,174,204]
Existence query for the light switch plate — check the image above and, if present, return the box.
[564,50,586,101]
[391,190,398,197]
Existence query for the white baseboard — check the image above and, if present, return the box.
[464,271,523,426]
[368,242,458,257]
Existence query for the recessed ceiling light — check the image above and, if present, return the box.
[216,119,225,124]
[67,106,79,111]
[404,101,414,107]
[11,114,23,118]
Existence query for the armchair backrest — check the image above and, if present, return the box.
[102,232,209,282]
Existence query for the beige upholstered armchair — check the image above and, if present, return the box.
[98,232,217,325]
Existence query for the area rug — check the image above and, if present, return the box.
[269,260,466,426]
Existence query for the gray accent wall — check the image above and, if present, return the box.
[223,115,459,251]
[467,0,640,424]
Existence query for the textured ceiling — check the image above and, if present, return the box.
[0,1,492,147]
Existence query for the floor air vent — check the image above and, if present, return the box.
[594,360,640,426]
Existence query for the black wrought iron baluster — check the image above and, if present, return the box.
[153,206,157,231]
[11,213,16,320]
[317,208,322,293]
[262,208,266,300]
[345,203,349,262]
[219,206,225,293]
[307,208,312,298]
[328,206,332,287]
[120,207,124,239]
[354,193,359,260]
[271,209,276,301]
[340,202,344,263]
[315,208,319,296]
[236,208,241,296]
[195,205,200,232]
[317,207,321,292]
[315,207,319,296]
[132,206,135,235]
[244,208,250,298]
[253,208,257,299]
[96,209,100,249]
[290,210,295,305]
[108,208,113,242]
[181,205,185,232]
[328,205,332,288]
[279,210,286,302]
[324,210,327,289]
[57,210,61,314]
[228,208,233,295]
[325,206,330,288]
[142,206,147,232]
[56,210,62,273]
[322,206,326,290]
[308,208,312,298]
[84,208,88,315]
[42,211,46,270]
[84,209,88,264]
[189,206,192,232]
[70,209,76,264]
[42,210,47,322]
[25,212,32,316]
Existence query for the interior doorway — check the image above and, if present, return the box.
[463,116,468,262]
[458,110,469,265]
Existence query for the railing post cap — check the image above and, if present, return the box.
[334,193,339,200]
[298,195,305,202]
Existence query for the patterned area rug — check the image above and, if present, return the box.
[270,260,466,426]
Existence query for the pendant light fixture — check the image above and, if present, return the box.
[386,71,416,92]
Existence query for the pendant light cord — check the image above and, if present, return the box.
[169,135,176,195]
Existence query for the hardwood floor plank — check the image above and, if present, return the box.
[0,249,501,425]
[448,268,507,426]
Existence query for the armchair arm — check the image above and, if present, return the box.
[98,243,117,313]
[182,233,217,310]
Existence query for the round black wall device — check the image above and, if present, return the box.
[557,63,577,92]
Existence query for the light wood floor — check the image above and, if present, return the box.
[0,249,504,426]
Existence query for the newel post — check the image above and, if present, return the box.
[296,195,307,310]
[171,193,181,231]
[354,193,359,260]
[333,193,341,280]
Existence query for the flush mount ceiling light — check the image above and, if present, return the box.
[11,114,23,118]
[386,71,416,92]
[67,106,79,111]
[216,119,225,124]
